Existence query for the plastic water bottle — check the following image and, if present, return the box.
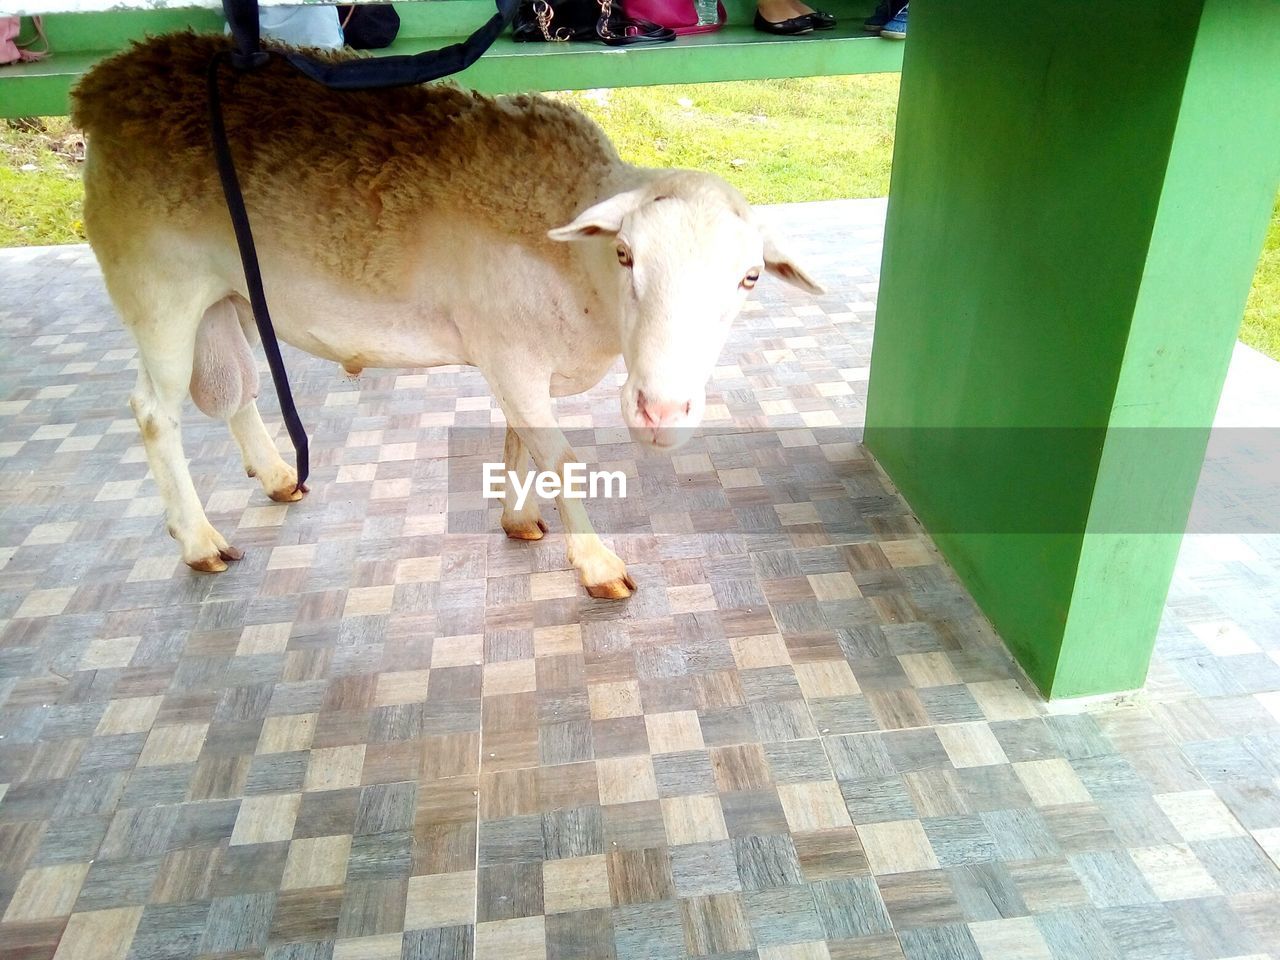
[694,0,719,25]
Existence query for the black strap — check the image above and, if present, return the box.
[207,49,308,489]
[210,0,517,488]
[598,18,676,44]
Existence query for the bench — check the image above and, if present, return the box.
[2,0,1278,699]
[1,0,899,118]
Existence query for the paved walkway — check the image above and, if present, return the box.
[0,201,1277,960]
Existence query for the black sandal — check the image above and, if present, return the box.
[753,10,814,34]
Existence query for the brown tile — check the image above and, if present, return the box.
[597,756,658,806]
[305,745,367,792]
[230,792,302,845]
[50,906,142,960]
[136,723,207,767]
[645,711,705,754]
[712,744,774,792]
[680,893,754,955]
[542,854,611,914]
[270,886,344,944]
[588,681,643,720]
[856,820,940,875]
[793,827,870,881]
[405,870,476,928]
[474,915,546,960]
[662,795,730,845]
[607,847,675,905]
[282,835,353,889]
[3,863,90,921]
[778,782,854,833]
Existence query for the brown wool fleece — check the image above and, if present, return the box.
[72,32,625,289]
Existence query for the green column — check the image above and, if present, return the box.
[864,0,1280,697]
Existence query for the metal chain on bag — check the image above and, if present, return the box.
[596,0,615,39]
[532,0,571,40]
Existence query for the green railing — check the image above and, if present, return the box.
[1,0,897,117]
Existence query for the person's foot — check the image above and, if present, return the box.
[808,8,837,29]
[757,0,833,29]
[754,0,815,34]
[863,0,904,33]
[880,2,908,38]
[753,10,813,34]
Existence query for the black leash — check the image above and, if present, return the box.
[209,0,519,489]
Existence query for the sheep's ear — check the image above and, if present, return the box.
[548,188,648,241]
[764,234,824,295]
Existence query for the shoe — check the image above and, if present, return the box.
[753,10,814,34]
[862,0,902,32]
[880,3,907,38]
[808,8,836,29]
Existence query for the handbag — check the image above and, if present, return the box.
[338,4,401,49]
[625,0,725,35]
[513,0,676,45]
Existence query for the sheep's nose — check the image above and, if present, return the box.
[637,391,692,428]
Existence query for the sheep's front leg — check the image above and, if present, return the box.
[500,426,547,541]
[491,379,634,599]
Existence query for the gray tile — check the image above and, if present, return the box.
[948,862,1028,921]
[402,925,473,960]
[812,876,893,938]
[1098,904,1195,960]
[199,892,277,953]
[1069,849,1158,908]
[1034,907,1121,960]
[1188,836,1280,894]
[922,815,997,867]
[613,901,686,960]
[742,886,823,946]
[128,901,212,960]
[671,840,742,897]
[896,923,982,960]
[733,834,804,891]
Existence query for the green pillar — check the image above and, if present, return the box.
[864,0,1280,698]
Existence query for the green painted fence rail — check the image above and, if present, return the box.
[1,0,896,117]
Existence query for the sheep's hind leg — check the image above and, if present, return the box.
[215,297,307,503]
[125,301,242,573]
[500,425,546,541]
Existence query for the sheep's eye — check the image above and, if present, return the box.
[616,245,633,268]
[741,269,761,290]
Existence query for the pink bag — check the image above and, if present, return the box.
[1,16,48,65]
[624,0,725,35]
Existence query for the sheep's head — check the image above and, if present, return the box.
[549,172,822,449]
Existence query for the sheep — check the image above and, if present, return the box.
[71,32,822,598]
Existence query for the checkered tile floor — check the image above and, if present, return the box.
[1,200,1278,960]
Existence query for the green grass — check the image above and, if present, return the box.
[1241,195,1280,360]
[0,117,85,246]
[555,76,899,203]
[2,79,1277,360]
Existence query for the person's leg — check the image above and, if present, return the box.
[754,0,817,33]
[881,2,909,38]
[863,0,906,32]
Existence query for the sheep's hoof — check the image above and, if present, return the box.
[503,517,548,541]
[268,482,308,503]
[246,466,257,479]
[585,574,637,600]
[188,554,229,574]
[219,545,244,562]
